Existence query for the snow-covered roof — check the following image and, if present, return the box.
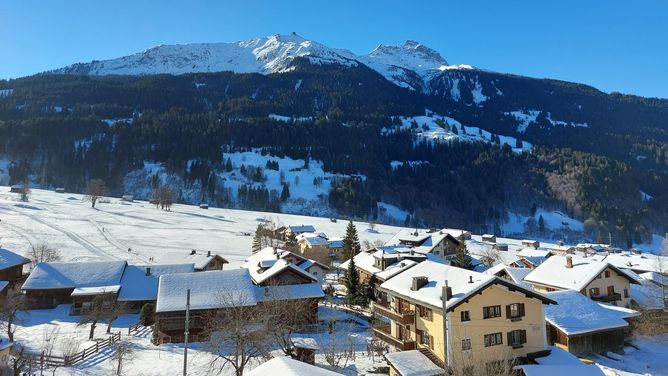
[524,254,641,291]
[246,357,341,376]
[288,225,316,233]
[118,263,195,302]
[156,269,257,313]
[158,251,227,270]
[339,250,420,281]
[245,247,317,285]
[297,259,330,272]
[0,248,30,270]
[327,238,343,248]
[0,281,8,292]
[22,261,127,290]
[514,346,604,376]
[385,229,456,255]
[603,252,668,274]
[639,271,666,286]
[301,236,329,247]
[544,290,630,335]
[384,350,443,376]
[71,285,121,296]
[291,337,320,350]
[379,260,554,311]
[486,265,532,287]
[517,247,551,258]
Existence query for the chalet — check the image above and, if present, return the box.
[246,357,342,376]
[522,240,540,249]
[375,260,556,375]
[121,194,134,202]
[297,233,329,253]
[55,187,65,193]
[284,225,316,239]
[383,229,461,261]
[117,263,195,311]
[245,247,330,284]
[22,260,127,311]
[339,248,423,290]
[153,268,324,343]
[481,234,496,243]
[524,254,642,307]
[0,248,30,286]
[290,337,319,364]
[159,250,228,271]
[544,290,638,356]
[485,265,533,288]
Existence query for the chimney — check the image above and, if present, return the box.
[207,251,211,257]
[565,255,573,268]
[145,267,151,276]
[442,280,453,301]
[190,249,196,255]
[468,275,473,284]
[411,276,429,291]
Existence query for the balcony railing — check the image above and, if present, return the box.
[373,302,415,324]
[373,325,416,351]
[591,292,622,303]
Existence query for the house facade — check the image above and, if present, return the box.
[0,248,31,286]
[375,261,555,375]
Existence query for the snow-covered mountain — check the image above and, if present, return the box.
[49,33,472,92]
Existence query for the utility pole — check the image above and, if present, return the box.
[183,289,190,376]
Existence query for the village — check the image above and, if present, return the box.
[0,187,666,376]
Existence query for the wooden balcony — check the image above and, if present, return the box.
[373,301,415,324]
[373,325,416,351]
[591,292,622,303]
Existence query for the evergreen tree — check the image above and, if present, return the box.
[530,203,537,217]
[342,220,361,260]
[538,215,545,233]
[252,224,263,253]
[344,256,360,306]
[280,183,290,202]
[225,158,233,172]
[284,232,299,253]
[453,235,473,270]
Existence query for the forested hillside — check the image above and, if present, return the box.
[0,58,666,247]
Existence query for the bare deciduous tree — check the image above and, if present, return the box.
[110,340,134,376]
[105,300,128,334]
[84,179,108,208]
[207,290,270,376]
[320,321,357,372]
[20,179,30,202]
[0,288,30,342]
[262,287,316,356]
[152,186,174,211]
[479,247,502,268]
[77,293,115,340]
[30,243,61,267]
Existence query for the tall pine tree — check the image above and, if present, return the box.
[342,220,361,260]
[453,234,474,270]
[252,224,263,253]
[344,256,360,306]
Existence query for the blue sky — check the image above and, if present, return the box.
[1,0,666,98]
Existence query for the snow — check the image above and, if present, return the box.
[603,252,668,274]
[0,280,8,292]
[268,113,313,122]
[0,88,13,97]
[70,285,121,296]
[384,349,443,376]
[22,260,127,290]
[544,291,631,335]
[389,160,428,170]
[102,117,133,126]
[158,251,224,270]
[516,346,605,376]
[246,357,341,376]
[591,335,668,376]
[118,263,195,302]
[640,191,652,202]
[0,247,30,270]
[377,201,410,223]
[339,250,419,282]
[381,111,531,152]
[294,79,303,91]
[503,208,585,235]
[506,110,589,133]
[156,269,257,313]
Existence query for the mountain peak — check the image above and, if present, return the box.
[368,40,448,71]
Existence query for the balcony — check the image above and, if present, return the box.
[591,293,622,303]
[373,301,415,324]
[373,325,416,351]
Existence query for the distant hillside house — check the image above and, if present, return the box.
[524,254,641,307]
[384,228,461,262]
[339,248,423,291]
[0,248,31,286]
[245,247,329,284]
[544,290,638,356]
[158,250,228,271]
[283,225,317,239]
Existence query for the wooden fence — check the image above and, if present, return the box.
[25,331,121,367]
[128,321,143,335]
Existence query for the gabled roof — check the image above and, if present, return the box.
[0,248,31,271]
[245,247,321,284]
[544,290,631,335]
[250,259,316,285]
[384,350,443,376]
[524,254,642,291]
[486,265,532,287]
[118,263,195,302]
[603,252,668,274]
[246,357,341,376]
[379,260,555,311]
[287,225,316,233]
[158,251,228,270]
[339,250,420,281]
[22,261,127,290]
[385,229,459,255]
[156,269,257,313]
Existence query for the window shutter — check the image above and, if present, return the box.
[505,305,511,318]
[430,335,434,350]
[520,330,527,344]
[507,332,512,346]
[519,303,525,317]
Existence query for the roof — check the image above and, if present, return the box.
[339,250,420,281]
[118,263,195,302]
[22,261,127,290]
[291,337,320,350]
[603,252,668,274]
[0,248,30,270]
[245,247,317,285]
[156,269,257,313]
[288,225,316,233]
[297,259,330,272]
[514,346,604,376]
[385,229,458,255]
[544,290,630,335]
[379,260,554,311]
[158,251,227,270]
[246,357,341,376]
[486,265,532,287]
[327,238,343,248]
[0,281,8,292]
[71,285,121,296]
[631,272,665,309]
[524,254,641,291]
[384,350,443,376]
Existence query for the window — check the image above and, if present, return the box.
[461,338,472,351]
[624,288,629,298]
[607,286,615,296]
[507,329,527,347]
[605,270,611,278]
[484,332,503,347]
[460,310,471,322]
[418,305,433,321]
[483,305,501,319]
[589,287,600,297]
[506,303,525,320]
[546,287,556,292]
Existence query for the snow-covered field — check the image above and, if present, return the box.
[0,187,399,266]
